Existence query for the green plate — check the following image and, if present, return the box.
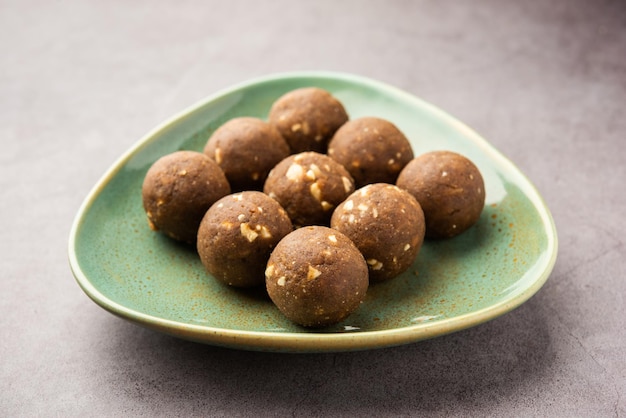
[68,72,557,352]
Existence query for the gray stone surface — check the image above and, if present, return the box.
[2,0,625,416]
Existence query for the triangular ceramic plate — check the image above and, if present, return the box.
[68,72,557,352]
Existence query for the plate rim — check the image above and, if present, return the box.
[68,70,558,352]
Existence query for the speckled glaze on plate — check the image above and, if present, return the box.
[68,72,558,353]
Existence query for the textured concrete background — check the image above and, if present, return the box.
[2,0,625,416]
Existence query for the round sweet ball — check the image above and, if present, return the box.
[203,117,290,192]
[328,117,414,188]
[263,152,356,227]
[396,150,485,239]
[142,150,230,244]
[265,226,368,327]
[331,183,425,283]
[268,87,349,153]
[197,191,293,287]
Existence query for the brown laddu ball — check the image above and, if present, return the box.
[331,183,425,282]
[268,87,348,153]
[263,152,355,227]
[141,150,230,244]
[396,150,485,239]
[328,116,414,188]
[265,226,368,328]
[197,191,293,287]
[204,117,290,192]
